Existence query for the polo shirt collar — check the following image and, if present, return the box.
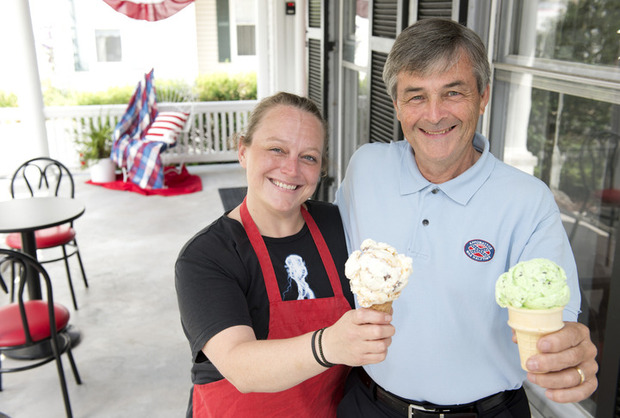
[399,133,495,205]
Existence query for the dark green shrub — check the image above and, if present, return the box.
[1,72,257,108]
[75,86,136,106]
[195,72,257,101]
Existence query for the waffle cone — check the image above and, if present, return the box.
[370,301,393,313]
[507,306,564,370]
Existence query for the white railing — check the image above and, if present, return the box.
[0,100,257,176]
[156,101,256,165]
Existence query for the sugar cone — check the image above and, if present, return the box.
[507,306,564,371]
[370,301,393,313]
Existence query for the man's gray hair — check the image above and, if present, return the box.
[383,18,491,101]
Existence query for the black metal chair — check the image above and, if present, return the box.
[0,248,82,418]
[5,157,88,310]
[0,266,7,295]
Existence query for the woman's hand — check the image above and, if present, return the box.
[321,308,395,367]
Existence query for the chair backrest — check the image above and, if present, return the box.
[0,263,8,294]
[0,249,61,347]
[10,157,75,199]
[157,84,197,135]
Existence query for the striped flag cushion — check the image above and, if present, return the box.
[144,111,190,144]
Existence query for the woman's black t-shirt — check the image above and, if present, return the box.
[175,200,353,384]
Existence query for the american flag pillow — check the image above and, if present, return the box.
[143,111,190,144]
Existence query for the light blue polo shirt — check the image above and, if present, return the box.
[335,133,580,405]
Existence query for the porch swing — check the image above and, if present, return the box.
[110,69,193,189]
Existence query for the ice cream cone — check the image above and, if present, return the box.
[370,301,393,313]
[507,306,565,371]
[346,239,412,312]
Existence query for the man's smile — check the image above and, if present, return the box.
[420,126,456,135]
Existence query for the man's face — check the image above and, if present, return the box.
[393,55,490,182]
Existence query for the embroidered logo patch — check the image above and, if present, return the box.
[464,239,495,262]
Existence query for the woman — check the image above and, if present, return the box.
[175,92,394,417]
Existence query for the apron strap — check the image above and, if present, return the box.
[240,198,281,303]
[240,198,343,301]
[301,206,344,297]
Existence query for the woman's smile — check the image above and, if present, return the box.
[270,178,299,191]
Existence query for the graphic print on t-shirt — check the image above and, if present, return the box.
[283,254,316,300]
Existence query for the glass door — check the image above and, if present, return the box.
[337,0,370,184]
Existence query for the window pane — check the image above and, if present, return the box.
[95,29,121,62]
[234,0,255,24]
[236,25,255,55]
[342,0,368,67]
[340,67,369,177]
[216,0,231,62]
[501,0,620,69]
[492,68,619,415]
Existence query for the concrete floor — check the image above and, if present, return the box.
[0,163,247,418]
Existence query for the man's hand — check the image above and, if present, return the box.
[522,321,598,403]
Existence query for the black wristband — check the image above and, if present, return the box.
[318,327,337,368]
[311,329,331,368]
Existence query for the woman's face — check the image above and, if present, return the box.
[239,104,324,218]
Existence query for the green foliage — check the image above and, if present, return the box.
[75,117,114,168]
[155,79,197,103]
[41,80,79,106]
[527,87,616,200]
[526,0,619,202]
[554,0,620,66]
[0,72,257,107]
[42,82,135,106]
[195,72,257,101]
[0,91,18,107]
[74,86,136,106]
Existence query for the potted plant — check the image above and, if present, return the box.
[75,117,116,182]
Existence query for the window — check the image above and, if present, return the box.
[338,0,370,182]
[236,25,255,56]
[216,0,256,62]
[233,0,256,57]
[490,1,620,415]
[95,30,121,62]
[216,0,231,62]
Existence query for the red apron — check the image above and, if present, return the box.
[192,199,351,417]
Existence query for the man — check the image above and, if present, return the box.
[336,18,598,417]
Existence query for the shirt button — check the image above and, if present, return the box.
[422,219,429,226]
[431,188,439,194]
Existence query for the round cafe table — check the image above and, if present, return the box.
[0,196,85,357]
[0,196,85,299]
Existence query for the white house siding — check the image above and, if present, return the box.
[195,0,220,74]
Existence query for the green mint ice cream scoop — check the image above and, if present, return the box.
[495,258,570,309]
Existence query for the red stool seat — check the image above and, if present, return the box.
[6,224,76,249]
[0,300,70,347]
[595,188,620,206]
